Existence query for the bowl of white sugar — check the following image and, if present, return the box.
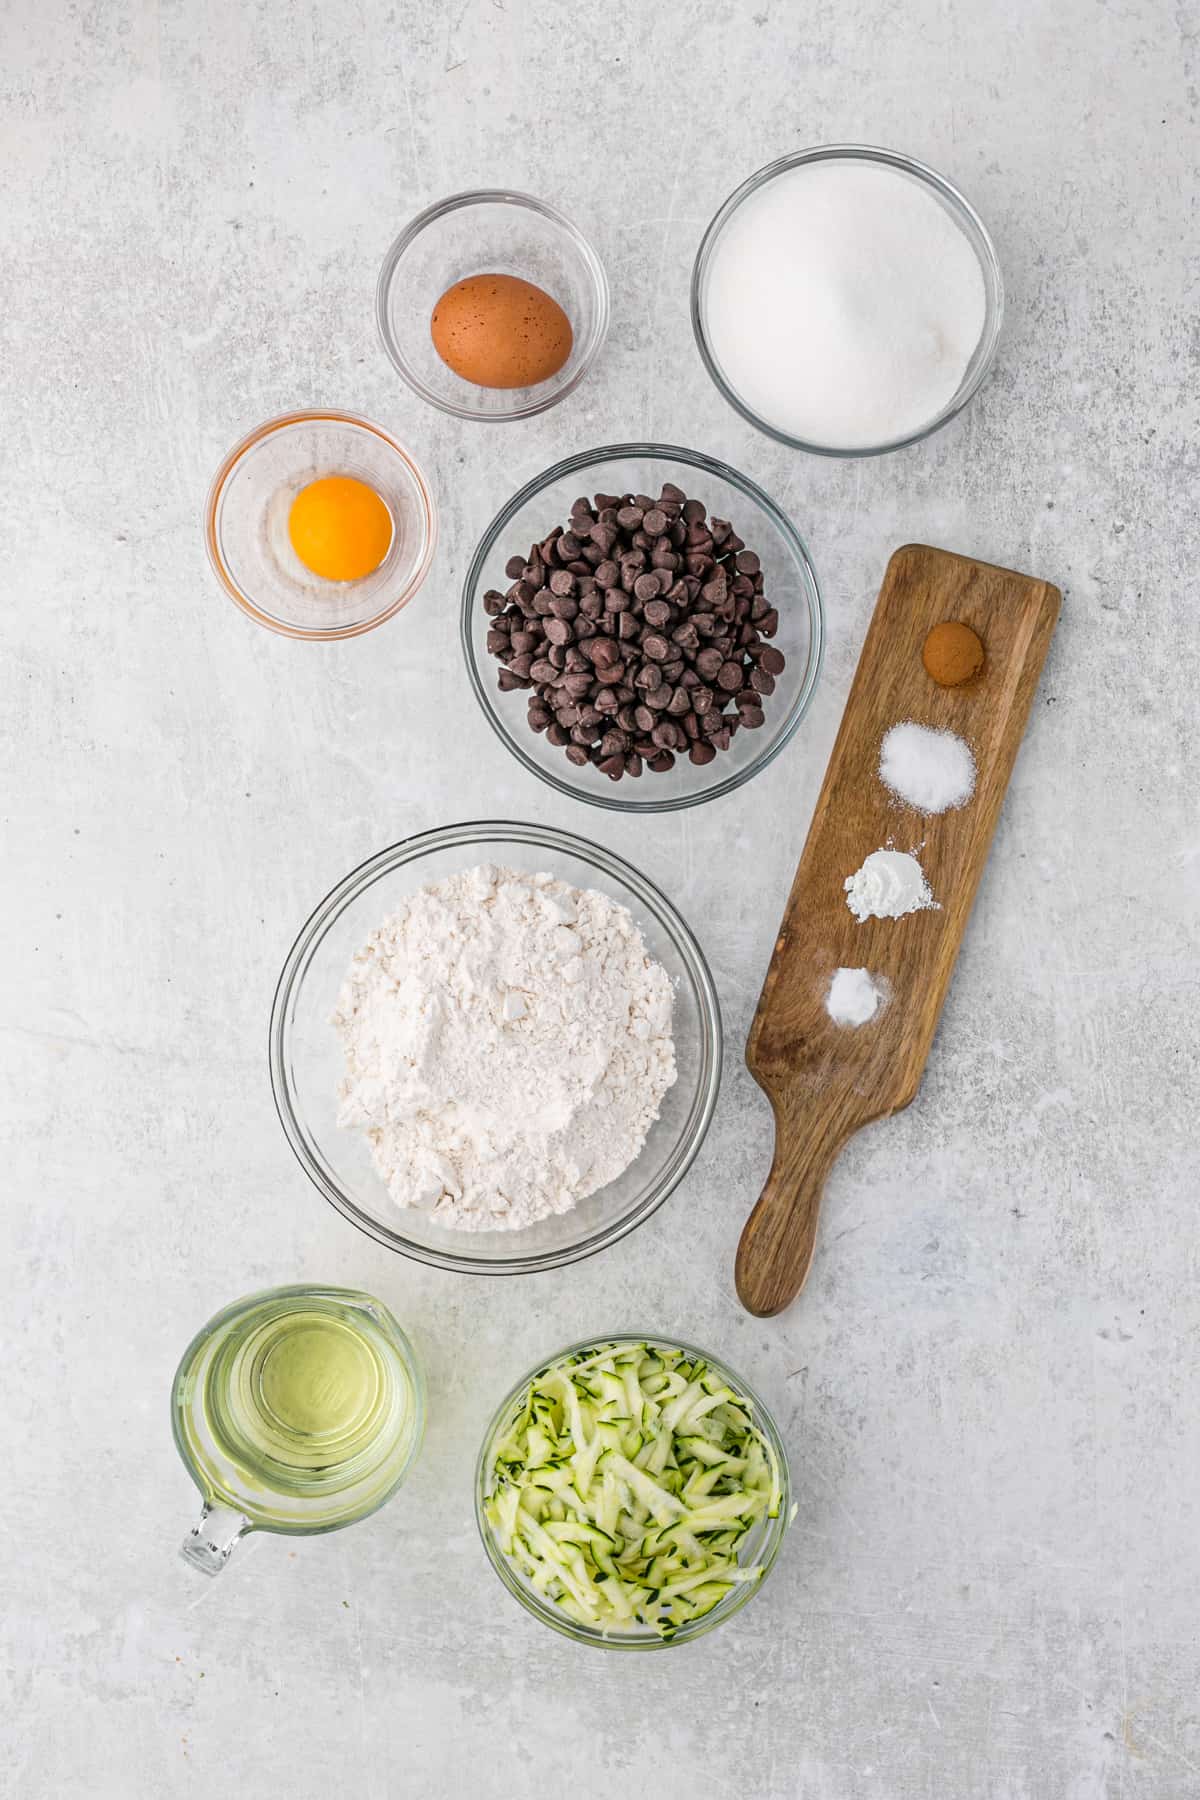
[691,144,1003,457]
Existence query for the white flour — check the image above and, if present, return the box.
[332,865,676,1231]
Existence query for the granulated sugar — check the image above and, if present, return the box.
[879,721,976,814]
[704,158,986,449]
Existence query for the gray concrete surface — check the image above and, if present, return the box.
[4,1,1198,1795]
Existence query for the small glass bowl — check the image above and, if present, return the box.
[270,822,721,1275]
[692,144,1004,458]
[204,411,438,639]
[461,443,823,813]
[376,190,610,422]
[475,1334,792,1650]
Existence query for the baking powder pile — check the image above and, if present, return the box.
[332,865,676,1232]
[879,721,975,813]
[844,849,937,923]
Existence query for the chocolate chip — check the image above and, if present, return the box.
[485,485,785,782]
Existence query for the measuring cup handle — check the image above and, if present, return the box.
[180,1501,252,1576]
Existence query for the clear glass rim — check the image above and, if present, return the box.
[460,441,825,813]
[268,820,723,1274]
[203,409,439,640]
[474,1332,792,1650]
[170,1282,427,1537]
[691,143,1006,459]
[375,189,612,423]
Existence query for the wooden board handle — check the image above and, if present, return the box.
[735,1092,863,1316]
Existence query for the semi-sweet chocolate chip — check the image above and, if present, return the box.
[484,483,786,783]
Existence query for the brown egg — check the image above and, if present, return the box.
[430,273,573,389]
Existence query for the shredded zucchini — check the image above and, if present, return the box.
[484,1341,784,1637]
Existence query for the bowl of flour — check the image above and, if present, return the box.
[692,144,1003,457]
[270,821,722,1275]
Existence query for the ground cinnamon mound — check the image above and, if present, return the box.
[922,620,984,687]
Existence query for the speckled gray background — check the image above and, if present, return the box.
[4,0,1198,1795]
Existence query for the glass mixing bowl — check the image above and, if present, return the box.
[270,822,721,1274]
[475,1333,792,1649]
[204,410,437,638]
[692,144,1004,458]
[461,443,823,813]
[376,190,610,422]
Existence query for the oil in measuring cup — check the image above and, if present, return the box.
[172,1285,424,1574]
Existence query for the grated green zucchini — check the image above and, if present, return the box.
[484,1341,783,1637]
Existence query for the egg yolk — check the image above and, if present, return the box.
[287,476,393,582]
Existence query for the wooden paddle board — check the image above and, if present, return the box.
[736,544,1061,1317]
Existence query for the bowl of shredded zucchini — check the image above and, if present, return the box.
[476,1335,792,1647]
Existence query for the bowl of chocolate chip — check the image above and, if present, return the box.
[462,444,824,812]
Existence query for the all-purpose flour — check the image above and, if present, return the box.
[332,865,676,1231]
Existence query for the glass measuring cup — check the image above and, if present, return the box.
[172,1284,424,1575]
